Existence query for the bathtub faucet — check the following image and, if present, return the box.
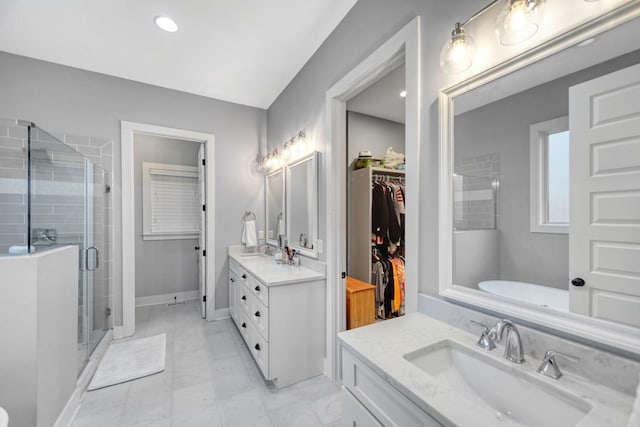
[490,319,525,364]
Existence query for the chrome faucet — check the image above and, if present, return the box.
[490,319,525,364]
[536,350,578,380]
[469,320,496,351]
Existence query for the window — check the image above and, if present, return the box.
[142,162,200,240]
[530,117,569,234]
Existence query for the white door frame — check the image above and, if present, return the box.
[324,17,421,381]
[117,121,216,338]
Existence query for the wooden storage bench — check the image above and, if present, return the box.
[346,276,376,330]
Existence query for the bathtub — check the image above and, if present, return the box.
[478,280,569,312]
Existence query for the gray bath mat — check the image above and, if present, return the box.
[88,333,166,390]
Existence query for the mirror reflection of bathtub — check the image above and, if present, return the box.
[479,280,569,312]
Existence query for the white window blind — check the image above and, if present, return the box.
[142,162,200,240]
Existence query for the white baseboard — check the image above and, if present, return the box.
[56,329,113,427]
[135,290,199,307]
[211,308,230,320]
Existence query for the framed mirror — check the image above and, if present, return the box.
[265,167,285,247]
[439,6,640,354]
[286,151,318,258]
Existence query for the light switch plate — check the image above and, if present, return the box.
[258,230,264,239]
[317,239,323,253]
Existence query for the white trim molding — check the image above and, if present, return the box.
[438,4,640,357]
[325,16,420,381]
[118,121,216,339]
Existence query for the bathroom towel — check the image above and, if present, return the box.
[277,215,285,238]
[628,373,640,427]
[242,219,258,247]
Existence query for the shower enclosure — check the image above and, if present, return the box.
[0,119,111,375]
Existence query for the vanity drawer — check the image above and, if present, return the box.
[249,296,269,341]
[248,275,269,307]
[250,327,270,379]
[237,310,251,346]
[342,349,443,427]
[342,386,383,427]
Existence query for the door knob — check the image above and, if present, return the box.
[571,278,585,287]
[194,246,200,251]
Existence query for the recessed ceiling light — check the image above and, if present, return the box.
[576,37,596,48]
[155,16,178,33]
[400,90,407,98]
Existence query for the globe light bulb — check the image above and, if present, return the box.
[495,0,544,46]
[440,23,475,74]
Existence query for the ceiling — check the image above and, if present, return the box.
[0,0,358,109]
[347,64,406,124]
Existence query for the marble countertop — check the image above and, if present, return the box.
[338,313,634,427]
[228,251,325,286]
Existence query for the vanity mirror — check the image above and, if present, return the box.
[440,7,640,354]
[265,167,285,246]
[286,151,318,258]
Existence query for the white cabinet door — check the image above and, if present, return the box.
[569,62,640,327]
[342,387,383,427]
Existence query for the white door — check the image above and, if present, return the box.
[569,63,640,328]
[198,144,206,318]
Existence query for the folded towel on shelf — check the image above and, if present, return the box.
[628,374,640,427]
[242,219,258,247]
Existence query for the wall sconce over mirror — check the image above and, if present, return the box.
[257,129,310,173]
[495,0,545,46]
[440,0,546,74]
[440,23,476,74]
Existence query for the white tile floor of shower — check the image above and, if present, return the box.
[72,302,342,427]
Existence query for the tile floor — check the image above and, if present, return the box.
[72,302,342,427]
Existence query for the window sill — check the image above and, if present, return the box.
[142,233,198,241]
[530,224,568,234]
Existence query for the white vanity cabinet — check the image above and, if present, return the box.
[342,348,443,427]
[228,254,325,388]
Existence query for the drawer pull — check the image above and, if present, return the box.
[242,274,247,280]
[241,295,247,301]
[254,311,261,317]
[254,343,261,351]
[241,322,246,329]
[254,285,260,292]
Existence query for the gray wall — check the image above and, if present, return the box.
[0,51,266,324]
[133,134,200,299]
[346,111,404,164]
[454,49,640,290]
[266,0,486,293]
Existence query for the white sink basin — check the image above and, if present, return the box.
[404,340,592,427]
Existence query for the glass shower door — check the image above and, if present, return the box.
[84,160,110,358]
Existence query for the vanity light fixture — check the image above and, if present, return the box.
[399,90,407,98]
[154,16,179,33]
[495,0,545,46]
[440,23,476,74]
[258,130,308,173]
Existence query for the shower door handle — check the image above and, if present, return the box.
[86,246,99,271]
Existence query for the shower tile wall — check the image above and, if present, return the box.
[454,153,500,230]
[0,119,113,339]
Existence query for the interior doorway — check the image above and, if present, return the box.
[118,122,216,339]
[345,63,407,327]
[324,17,420,381]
